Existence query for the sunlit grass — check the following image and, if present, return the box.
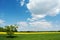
[0,34,60,40]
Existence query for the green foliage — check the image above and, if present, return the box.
[5,25,18,31]
[5,25,18,37]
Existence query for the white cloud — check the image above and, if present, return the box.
[17,20,57,31]
[20,0,25,6]
[16,0,60,31]
[0,19,5,24]
[29,20,52,29]
[47,8,60,16]
[27,0,60,20]
[17,21,29,31]
[27,14,46,21]
[17,20,60,31]
[17,21,28,27]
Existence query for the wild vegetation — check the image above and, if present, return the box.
[0,24,60,39]
[0,24,18,38]
[0,34,60,40]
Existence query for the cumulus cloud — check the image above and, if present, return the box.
[27,14,46,21]
[27,0,60,20]
[0,19,5,24]
[20,0,25,6]
[28,20,53,31]
[17,21,28,27]
[17,20,58,31]
[17,0,60,31]
[17,21,29,31]
[17,20,60,31]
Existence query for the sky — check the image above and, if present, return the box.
[0,0,60,31]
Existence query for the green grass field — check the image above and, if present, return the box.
[0,32,60,40]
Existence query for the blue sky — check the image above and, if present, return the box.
[0,0,30,24]
[0,0,60,31]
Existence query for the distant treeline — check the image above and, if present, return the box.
[19,31,60,32]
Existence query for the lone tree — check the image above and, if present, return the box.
[5,24,18,38]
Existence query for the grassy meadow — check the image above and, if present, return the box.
[0,32,60,40]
